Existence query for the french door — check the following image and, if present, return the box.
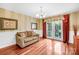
[46,20,63,41]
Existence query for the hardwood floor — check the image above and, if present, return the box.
[0,39,75,55]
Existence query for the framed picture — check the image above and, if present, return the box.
[31,23,37,30]
[0,17,18,30]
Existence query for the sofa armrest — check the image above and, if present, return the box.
[16,35,25,48]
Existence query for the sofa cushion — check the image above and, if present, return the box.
[17,32,26,37]
[24,37,34,43]
[26,31,32,37]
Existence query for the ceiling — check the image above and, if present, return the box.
[0,3,79,18]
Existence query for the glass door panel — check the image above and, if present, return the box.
[54,20,63,41]
[47,23,52,38]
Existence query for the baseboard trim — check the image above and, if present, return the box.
[0,42,16,49]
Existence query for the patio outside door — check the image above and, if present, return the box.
[46,20,63,41]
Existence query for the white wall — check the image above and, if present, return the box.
[77,31,79,35]
[0,31,17,48]
[69,31,79,44]
[69,31,74,44]
[33,30,43,37]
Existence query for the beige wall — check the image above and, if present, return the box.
[46,15,63,22]
[36,19,42,30]
[70,12,77,31]
[70,12,79,31]
[0,8,37,31]
[76,12,79,31]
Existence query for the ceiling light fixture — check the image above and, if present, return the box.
[36,7,46,19]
